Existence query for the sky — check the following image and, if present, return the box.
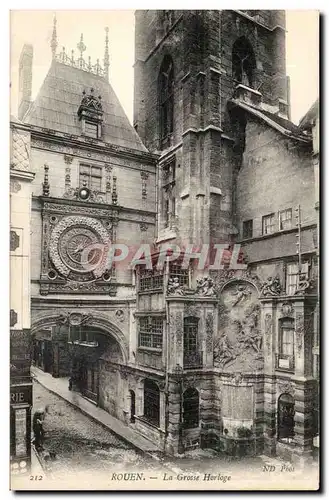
[10,10,319,125]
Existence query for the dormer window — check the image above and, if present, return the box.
[77,88,103,139]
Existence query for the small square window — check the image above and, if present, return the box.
[242,219,253,239]
[262,213,275,235]
[279,209,292,231]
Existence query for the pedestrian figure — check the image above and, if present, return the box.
[32,405,49,450]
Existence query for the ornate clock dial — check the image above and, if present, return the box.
[49,216,110,279]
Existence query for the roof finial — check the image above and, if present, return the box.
[50,14,58,59]
[77,33,86,59]
[104,27,110,81]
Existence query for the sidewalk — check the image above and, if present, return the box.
[31,367,161,454]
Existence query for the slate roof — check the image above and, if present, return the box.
[24,60,147,152]
[230,98,312,143]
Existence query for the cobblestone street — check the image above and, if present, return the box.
[31,380,317,490]
[33,381,163,479]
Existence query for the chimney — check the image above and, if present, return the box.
[18,44,33,121]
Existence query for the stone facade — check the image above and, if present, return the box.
[13,11,319,464]
[131,9,319,462]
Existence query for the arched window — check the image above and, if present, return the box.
[232,37,256,88]
[183,388,199,429]
[159,55,174,146]
[144,379,160,426]
[278,393,295,443]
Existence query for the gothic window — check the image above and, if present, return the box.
[279,209,292,231]
[262,213,275,235]
[139,317,163,349]
[279,318,294,357]
[277,393,295,443]
[159,55,174,147]
[242,219,253,239]
[232,37,256,88]
[79,164,102,191]
[144,379,160,426]
[183,388,199,429]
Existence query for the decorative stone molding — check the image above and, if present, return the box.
[280,302,294,317]
[10,230,20,251]
[277,380,294,396]
[10,309,18,327]
[212,268,261,295]
[115,309,125,322]
[183,303,201,318]
[206,313,214,352]
[10,179,22,193]
[64,154,74,164]
[11,128,30,171]
[295,313,304,357]
[264,313,272,353]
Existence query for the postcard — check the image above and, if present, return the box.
[10,9,319,491]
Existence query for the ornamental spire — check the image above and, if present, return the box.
[50,14,58,59]
[104,27,110,81]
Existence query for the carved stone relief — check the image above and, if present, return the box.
[10,179,21,193]
[214,280,263,373]
[175,312,183,351]
[264,313,272,353]
[205,313,214,352]
[278,380,294,396]
[295,313,304,357]
[11,128,30,171]
[10,230,20,251]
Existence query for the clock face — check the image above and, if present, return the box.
[59,227,102,272]
[49,216,110,279]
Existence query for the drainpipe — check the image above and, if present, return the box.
[164,257,170,453]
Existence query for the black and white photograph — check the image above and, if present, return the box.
[9,8,320,491]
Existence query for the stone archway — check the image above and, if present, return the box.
[31,311,128,364]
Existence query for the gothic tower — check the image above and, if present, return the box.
[133,10,289,247]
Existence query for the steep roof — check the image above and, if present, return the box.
[24,60,147,152]
[299,98,319,130]
[229,98,312,143]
